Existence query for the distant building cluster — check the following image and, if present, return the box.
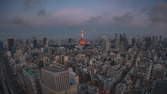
[1,32,167,94]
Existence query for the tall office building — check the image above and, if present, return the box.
[131,38,136,46]
[41,65,78,94]
[118,34,128,52]
[43,37,48,47]
[33,38,38,48]
[7,38,15,51]
[101,35,110,52]
[0,40,3,50]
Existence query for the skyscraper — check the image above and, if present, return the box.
[41,67,69,94]
[101,35,110,52]
[0,40,3,50]
[33,38,38,48]
[41,65,78,94]
[43,37,48,47]
[7,38,15,51]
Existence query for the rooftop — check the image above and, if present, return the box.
[151,80,167,94]
[44,64,67,73]
[24,68,40,77]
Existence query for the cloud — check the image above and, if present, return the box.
[112,12,134,24]
[38,9,148,28]
[0,16,32,28]
[24,0,41,10]
[12,17,25,25]
[37,9,47,16]
[12,16,33,28]
[86,12,112,25]
[43,8,94,27]
[86,11,141,26]
[148,3,167,28]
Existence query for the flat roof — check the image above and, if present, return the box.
[44,65,67,73]
[151,80,167,94]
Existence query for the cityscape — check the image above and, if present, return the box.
[1,0,167,94]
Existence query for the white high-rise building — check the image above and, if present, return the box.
[41,65,78,94]
[101,35,110,52]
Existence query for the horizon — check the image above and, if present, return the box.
[0,0,167,39]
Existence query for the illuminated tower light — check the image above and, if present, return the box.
[79,30,87,45]
[81,30,84,40]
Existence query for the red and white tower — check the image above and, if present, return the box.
[79,30,87,45]
[81,30,84,40]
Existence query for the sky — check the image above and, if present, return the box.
[0,0,167,39]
